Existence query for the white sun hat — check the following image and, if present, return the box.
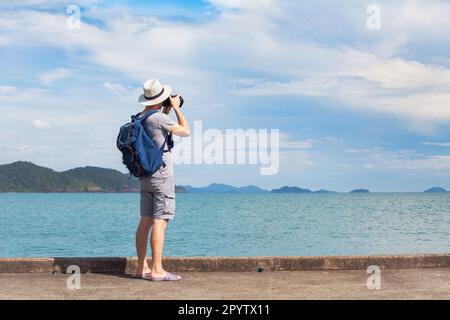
[138,79,172,106]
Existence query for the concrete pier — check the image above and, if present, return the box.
[1,254,449,299]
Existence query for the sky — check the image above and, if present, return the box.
[0,0,450,192]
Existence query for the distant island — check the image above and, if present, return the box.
[271,186,311,193]
[183,183,268,193]
[350,189,370,193]
[424,187,447,193]
[270,186,336,193]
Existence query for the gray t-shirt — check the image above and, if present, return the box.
[140,111,176,174]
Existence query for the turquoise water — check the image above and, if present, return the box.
[0,193,449,257]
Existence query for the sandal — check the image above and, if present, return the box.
[150,272,182,282]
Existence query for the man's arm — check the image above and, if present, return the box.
[168,95,190,137]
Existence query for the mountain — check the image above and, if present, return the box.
[184,183,268,193]
[350,189,370,193]
[63,166,138,192]
[0,161,98,192]
[185,183,235,193]
[424,187,447,193]
[313,189,337,193]
[270,186,337,193]
[270,186,312,193]
[237,185,269,193]
[0,161,187,193]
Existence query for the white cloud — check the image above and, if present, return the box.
[0,86,49,102]
[32,119,50,129]
[422,142,450,147]
[278,149,315,175]
[387,0,450,42]
[0,85,17,95]
[229,52,450,123]
[345,148,375,154]
[102,82,128,95]
[37,68,71,85]
[403,156,450,170]
[0,35,9,45]
[347,147,450,171]
[0,0,101,8]
[279,133,312,149]
[208,0,276,11]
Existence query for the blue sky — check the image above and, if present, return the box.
[1,0,450,191]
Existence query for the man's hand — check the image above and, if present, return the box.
[168,95,181,110]
[167,94,190,137]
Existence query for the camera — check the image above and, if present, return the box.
[163,95,184,108]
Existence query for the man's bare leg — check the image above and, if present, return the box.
[150,219,168,277]
[135,217,153,277]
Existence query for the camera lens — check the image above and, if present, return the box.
[179,96,184,108]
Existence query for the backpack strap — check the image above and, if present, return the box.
[131,109,158,123]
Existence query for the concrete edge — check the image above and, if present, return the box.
[0,254,450,273]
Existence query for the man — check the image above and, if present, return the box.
[134,79,190,281]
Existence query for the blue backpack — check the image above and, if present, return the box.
[116,110,171,178]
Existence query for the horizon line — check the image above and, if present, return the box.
[1,160,449,194]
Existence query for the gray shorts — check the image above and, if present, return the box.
[140,164,175,220]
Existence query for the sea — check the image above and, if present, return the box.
[1,192,449,257]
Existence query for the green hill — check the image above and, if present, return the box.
[63,166,138,192]
[0,161,139,192]
[0,161,95,192]
[271,186,312,193]
[0,161,193,193]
